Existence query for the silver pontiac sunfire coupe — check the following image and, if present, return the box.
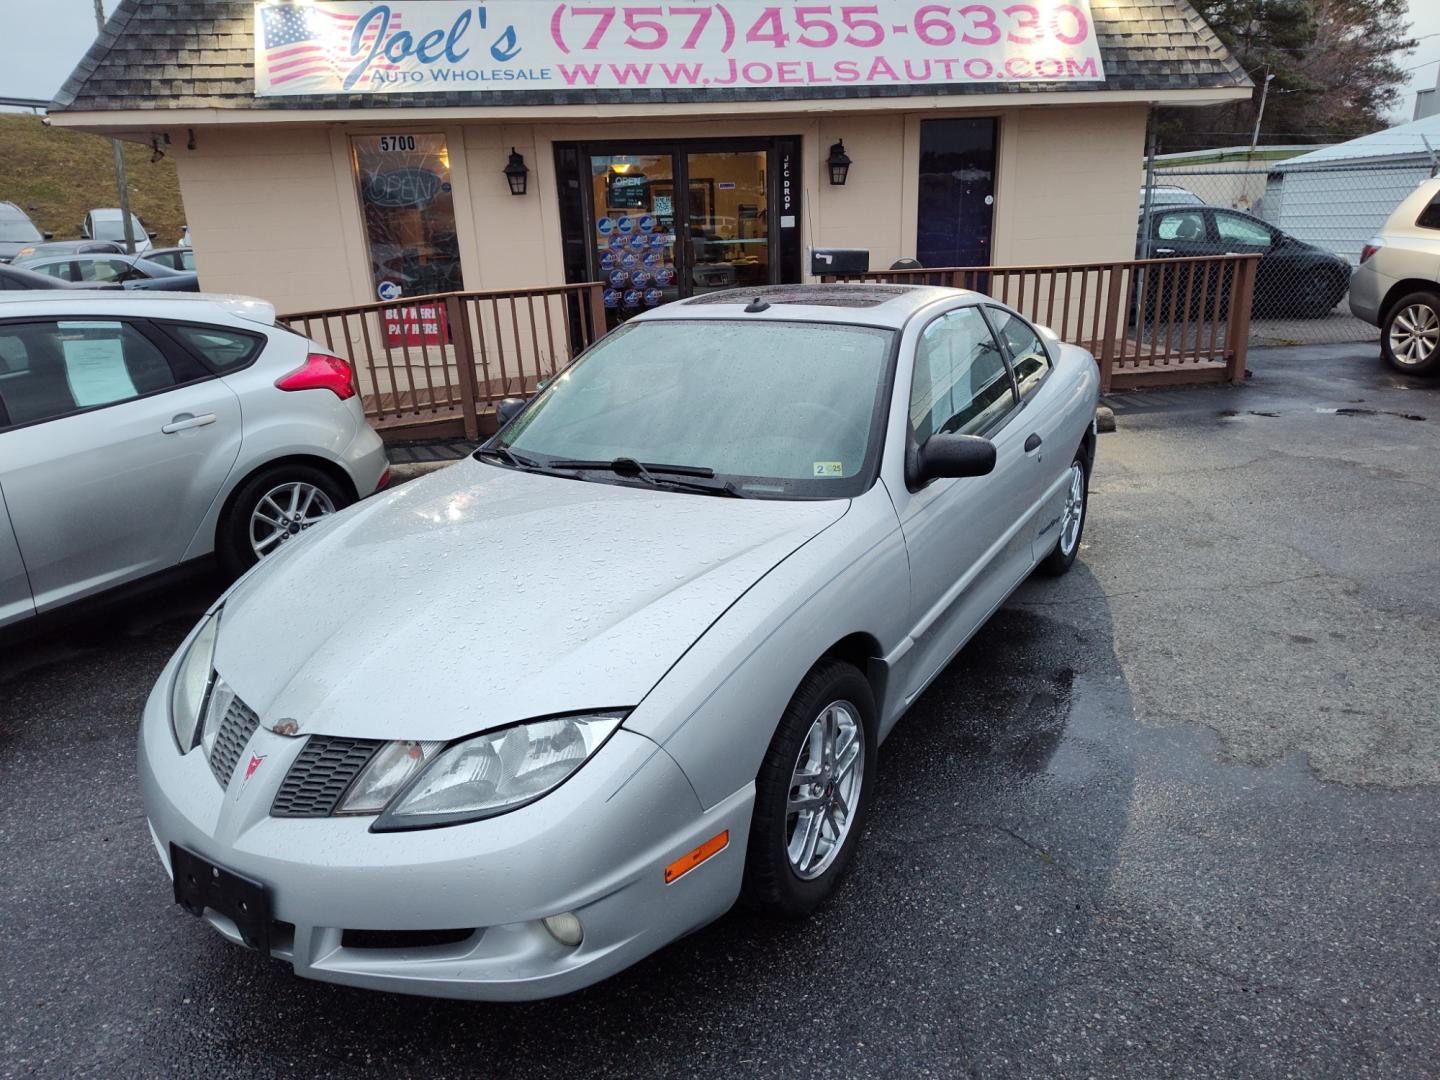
[140,284,1099,1000]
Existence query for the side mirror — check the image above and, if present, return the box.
[495,397,528,427]
[916,433,997,484]
[147,230,158,240]
[42,232,53,240]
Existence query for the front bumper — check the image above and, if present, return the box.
[138,662,750,1001]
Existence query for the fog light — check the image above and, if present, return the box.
[542,912,583,947]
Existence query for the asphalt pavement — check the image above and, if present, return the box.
[2,344,1437,1078]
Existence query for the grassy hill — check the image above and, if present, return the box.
[0,113,186,246]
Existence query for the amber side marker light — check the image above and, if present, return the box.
[664,831,730,884]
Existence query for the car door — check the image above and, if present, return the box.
[1213,210,1288,310]
[982,306,1072,562]
[0,316,243,611]
[0,484,34,628]
[888,304,1034,703]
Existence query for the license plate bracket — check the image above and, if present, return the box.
[171,844,271,954]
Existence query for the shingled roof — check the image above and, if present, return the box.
[52,0,1249,113]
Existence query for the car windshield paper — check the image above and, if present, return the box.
[500,319,892,498]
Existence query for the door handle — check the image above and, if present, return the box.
[1024,433,1043,453]
[162,413,217,434]
[1154,248,1177,256]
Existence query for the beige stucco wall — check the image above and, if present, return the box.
[165,100,1147,313]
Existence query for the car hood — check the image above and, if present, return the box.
[214,459,849,742]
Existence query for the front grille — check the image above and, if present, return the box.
[270,737,383,818]
[341,928,476,951]
[208,692,260,786]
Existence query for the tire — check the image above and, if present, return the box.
[1037,454,1090,577]
[741,660,878,919]
[218,463,352,577]
[1381,290,1440,376]
[1297,270,1347,319]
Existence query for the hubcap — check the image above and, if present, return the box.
[1390,304,1440,366]
[786,700,864,881]
[249,482,335,559]
[1059,463,1085,557]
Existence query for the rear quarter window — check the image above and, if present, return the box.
[1417,194,1440,231]
[162,323,265,372]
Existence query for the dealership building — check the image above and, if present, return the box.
[51,1,1248,324]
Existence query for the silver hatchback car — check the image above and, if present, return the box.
[0,293,389,629]
[140,284,1098,1001]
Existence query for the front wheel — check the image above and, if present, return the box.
[742,660,877,918]
[1382,291,1440,376]
[1037,455,1089,577]
[218,464,352,577]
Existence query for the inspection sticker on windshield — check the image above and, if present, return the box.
[813,462,844,478]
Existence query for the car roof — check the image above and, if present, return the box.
[638,283,977,329]
[0,291,276,325]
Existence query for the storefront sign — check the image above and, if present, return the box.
[254,2,1105,97]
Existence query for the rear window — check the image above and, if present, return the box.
[163,323,265,372]
[1417,194,1440,231]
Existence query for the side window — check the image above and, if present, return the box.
[163,323,264,372]
[0,321,179,429]
[31,261,69,282]
[1417,194,1440,231]
[987,307,1051,401]
[1215,212,1274,249]
[910,307,1016,443]
[1155,211,1206,243]
[82,260,126,283]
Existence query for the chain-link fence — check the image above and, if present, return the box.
[1141,159,1434,348]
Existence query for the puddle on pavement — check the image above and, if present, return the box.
[1316,406,1426,421]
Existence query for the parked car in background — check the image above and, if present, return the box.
[0,202,50,264]
[1140,185,1206,210]
[12,239,126,262]
[1350,178,1440,376]
[81,208,156,255]
[0,292,389,631]
[16,253,199,292]
[138,284,1099,1001]
[0,263,121,291]
[1138,204,1352,317]
[147,247,197,274]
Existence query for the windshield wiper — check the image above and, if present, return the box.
[545,457,744,497]
[474,444,540,469]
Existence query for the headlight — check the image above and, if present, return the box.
[170,610,220,752]
[371,711,626,831]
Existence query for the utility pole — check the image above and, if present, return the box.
[94,0,137,255]
[1249,71,1276,155]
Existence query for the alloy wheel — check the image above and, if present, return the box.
[786,700,864,881]
[1059,462,1086,557]
[249,481,336,559]
[1389,304,1440,367]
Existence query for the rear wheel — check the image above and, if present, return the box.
[1037,455,1089,577]
[742,660,877,918]
[218,464,352,577]
[1297,269,1347,318]
[1382,291,1440,375]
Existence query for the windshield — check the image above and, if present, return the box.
[499,318,893,498]
[91,215,144,242]
[0,210,41,243]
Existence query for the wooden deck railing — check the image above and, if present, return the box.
[823,255,1260,392]
[281,282,607,442]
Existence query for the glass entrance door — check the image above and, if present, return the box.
[684,149,770,299]
[589,153,681,326]
[573,142,784,328]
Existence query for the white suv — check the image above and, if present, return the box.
[1350,178,1440,375]
[0,293,389,629]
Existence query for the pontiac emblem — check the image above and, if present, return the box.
[243,754,266,783]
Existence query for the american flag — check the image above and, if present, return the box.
[259,4,402,91]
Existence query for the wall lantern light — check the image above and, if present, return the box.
[826,140,852,186]
[504,148,529,196]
